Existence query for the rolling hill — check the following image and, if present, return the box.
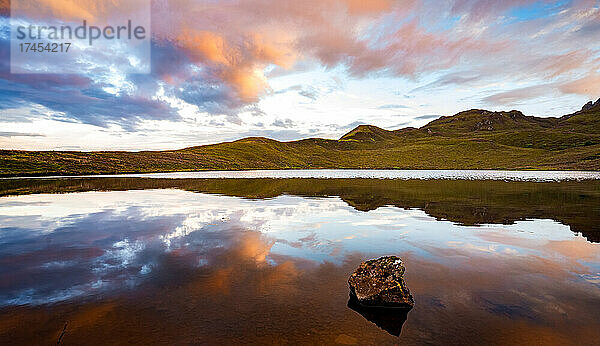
[1,100,599,176]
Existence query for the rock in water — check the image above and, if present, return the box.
[348,256,414,308]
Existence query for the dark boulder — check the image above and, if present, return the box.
[348,256,414,309]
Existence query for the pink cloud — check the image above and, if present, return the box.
[559,72,600,97]
[3,0,599,108]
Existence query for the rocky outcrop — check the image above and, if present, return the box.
[582,101,594,111]
[348,256,414,309]
[582,98,600,112]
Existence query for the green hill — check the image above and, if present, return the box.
[339,124,405,142]
[1,101,600,176]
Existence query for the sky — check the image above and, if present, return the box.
[0,0,599,151]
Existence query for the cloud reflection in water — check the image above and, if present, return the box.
[0,189,599,344]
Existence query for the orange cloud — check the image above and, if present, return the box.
[6,0,598,108]
[10,0,149,24]
[151,0,419,102]
[342,0,394,15]
[176,30,230,65]
[174,29,296,101]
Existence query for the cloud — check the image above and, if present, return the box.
[298,88,320,100]
[0,77,178,130]
[242,129,309,141]
[336,121,364,131]
[377,104,410,110]
[449,0,550,20]
[150,0,537,103]
[0,132,44,137]
[1,0,599,135]
[0,29,180,129]
[415,114,442,121]
[389,121,412,128]
[271,118,296,129]
[558,72,600,98]
[484,68,600,105]
[483,84,555,105]
[274,84,321,100]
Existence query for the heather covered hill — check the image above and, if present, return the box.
[1,102,599,176]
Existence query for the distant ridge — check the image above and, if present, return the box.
[422,109,555,135]
[581,98,600,112]
[1,101,599,176]
[339,103,599,141]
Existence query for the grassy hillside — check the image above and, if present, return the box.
[1,102,600,176]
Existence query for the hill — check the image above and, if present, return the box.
[1,100,599,176]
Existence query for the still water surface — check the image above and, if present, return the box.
[0,174,599,345]
[6,169,600,181]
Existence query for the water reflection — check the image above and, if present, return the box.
[0,183,599,344]
[347,298,410,337]
[2,178,599,242]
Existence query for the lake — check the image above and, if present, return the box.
[0,171,599,345]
